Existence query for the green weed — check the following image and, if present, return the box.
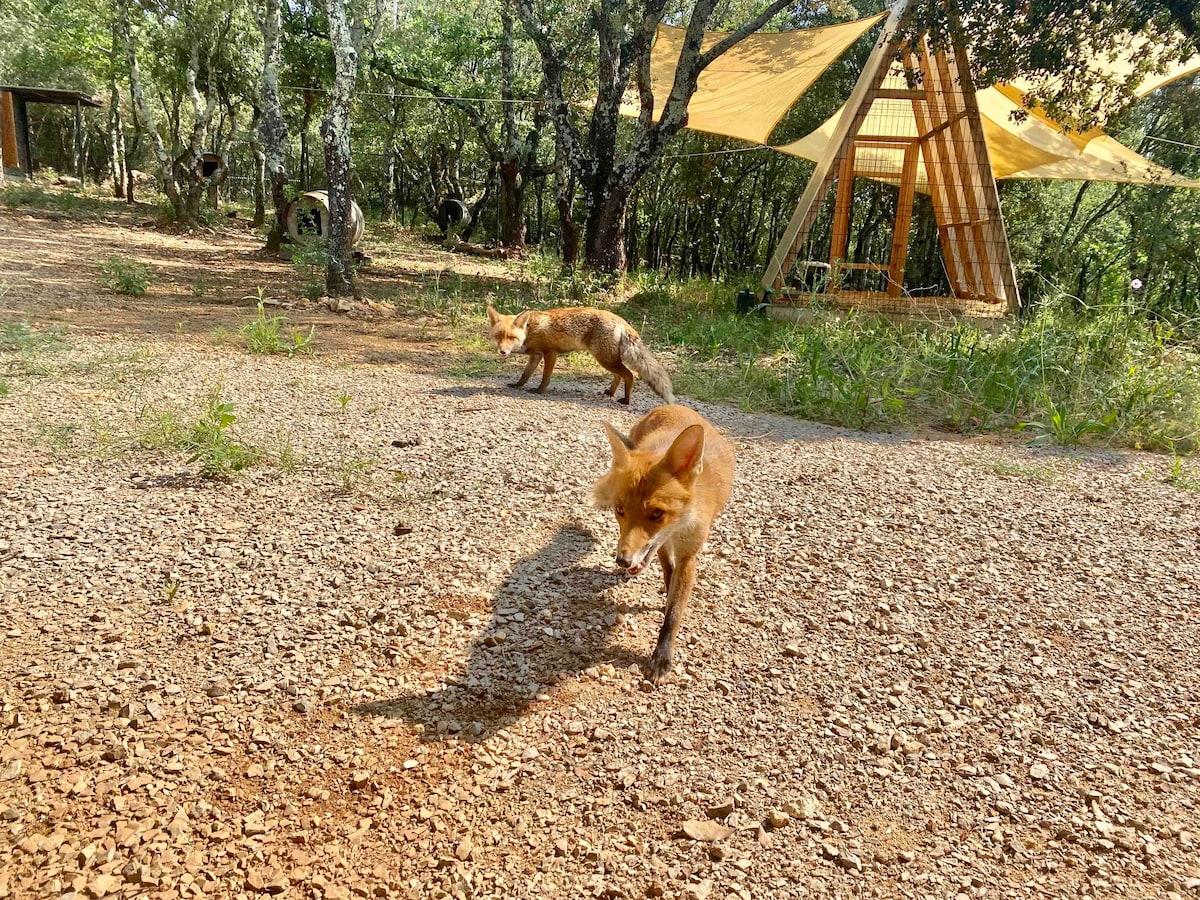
[614,284,1200,451]
[1,321,68,353]
[100,256,151,296]
[39,422,80,449]
[183,388,261,479]
[978,457,1058,483]
[334,454,377,495]
[290,241,332,301]
[238,289,315,357]
[1163,454,1200,491]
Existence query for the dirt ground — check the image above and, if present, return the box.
[1,205,1198,900]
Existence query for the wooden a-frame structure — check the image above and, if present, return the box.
[761,0,1020,317]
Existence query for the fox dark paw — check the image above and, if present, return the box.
[529,387,549,394]
[646,653,673,685]
[618,397,631,406]
[507,382,526,389]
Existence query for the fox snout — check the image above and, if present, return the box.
[615,552,633,569]
[498,348,511,357]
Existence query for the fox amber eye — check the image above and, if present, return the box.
[648,508,665,522]
[615,504,625,517]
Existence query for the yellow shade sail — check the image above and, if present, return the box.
[618,14,1200,189]
[618,14,886,145]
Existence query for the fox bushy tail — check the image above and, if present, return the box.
[619,333,676,404]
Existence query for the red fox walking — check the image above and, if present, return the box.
[486,305,675,405]
[592,405,735,684]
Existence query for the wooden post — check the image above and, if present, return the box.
[828,144,857,276]
[75,100,85,185]
[1,91,18,172]
[760,0,912,294]
[887,140,920,296]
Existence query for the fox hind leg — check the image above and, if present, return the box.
[511,353,542,389]
[602,361,635,405]
[531,351,558,393]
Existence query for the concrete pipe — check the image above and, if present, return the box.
[285,190,365,247]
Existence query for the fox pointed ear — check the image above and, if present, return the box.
[603,422,635,467]
[662,424,705,480]
[485,304,500,325]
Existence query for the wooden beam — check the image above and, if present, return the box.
[929,44,992,298]
[912,41,975,296]
[761,0,912,294]
[887,139,920,297]
[829,144,857,270]
[941,40,1021,311]
[917,110,969,142]
[875,88,927,100]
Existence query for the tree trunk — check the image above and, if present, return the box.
[107,24,126,199]
[584,186,629,273]
[496,0,525,249]
[321,0,360,297]
[259,0,289,250]
[121,0,180,214]
[499,158,524,247]
[554,130,579,267]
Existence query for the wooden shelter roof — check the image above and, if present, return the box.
[0,86,102,107]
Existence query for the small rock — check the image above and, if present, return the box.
[293,699,313,714]
[206,679,231,698]
[455,837,473,861]
[784,796,820,820]
[706,799,736,819]
[680,820,734,842]
[767,809,790,829]
[1029,763,1050,780]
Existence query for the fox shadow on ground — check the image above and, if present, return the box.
[426,381,656,412]
[354,523,654,741]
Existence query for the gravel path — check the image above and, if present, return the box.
[2,335,1198,900]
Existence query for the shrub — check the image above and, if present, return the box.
[238,290,316,356]
[100,256,150,296]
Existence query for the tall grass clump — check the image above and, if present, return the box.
[238,289,315,356]
[100,256,151,296]
[618,281,1199,451]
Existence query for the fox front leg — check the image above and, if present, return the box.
[657,547,673,595]
[648,555,696,685]
[531,351,558,394]
[510,353,542,388]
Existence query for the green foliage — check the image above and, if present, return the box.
[100,256,151,296]
[1163,454,1200,491]
[238,290,316,356]
[619,281,1200,451]
[0,184,112,218]
[137,387,261,479]
[1,321,68,353]
[333,453,377,495]
[183,388,261,479]
[0,378,9,397]
[291,241,332,301]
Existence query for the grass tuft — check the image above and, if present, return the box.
[238,290,316,356]
[100,256,151,296]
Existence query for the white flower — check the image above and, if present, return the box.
[1131,278,1143,290]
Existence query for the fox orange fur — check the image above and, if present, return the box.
[486,305,675,405]
[592,405,735,684]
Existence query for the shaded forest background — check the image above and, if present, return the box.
[1,0,1199,317]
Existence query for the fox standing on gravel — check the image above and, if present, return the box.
[592,405,734,684]
[486,305,675,405]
